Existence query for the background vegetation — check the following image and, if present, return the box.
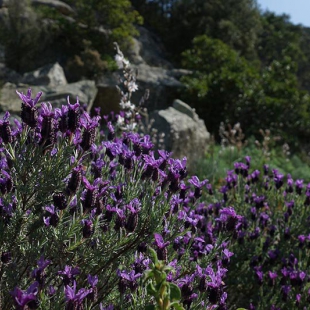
[1,0,310,152]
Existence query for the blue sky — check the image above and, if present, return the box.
[257,0,310,27]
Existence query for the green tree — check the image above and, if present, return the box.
[297,27,310,92]
[260,57,310,146]
[181,35,262,137]
[62,0,142,52]
[169,0,261,62]
[0,0,142,76]
[181,35,310,147]
[257,12,303,66]
[32,0,143,80]
[131,0,262,64]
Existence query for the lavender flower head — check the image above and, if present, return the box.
[17,89,42,128]
[10,282,39,309]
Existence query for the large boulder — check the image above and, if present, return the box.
[123,26,192,112]
[44,80,97,110]
[93,65,191,115]
[21,62,68,88]
[0,80,97,113]
[128,26,173,69]
[131,64,191,111]
[150,99,210,170]
[0,82,42,114]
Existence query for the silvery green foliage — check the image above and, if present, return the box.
[0,49,237,310]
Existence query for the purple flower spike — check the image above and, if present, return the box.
[273,171,284,189]
[40,102,54,117]
[16,88,42,107]
[234,162,249,177]
[117,269,142,294]
[218,207,242,232]
[33,256,51,273]
[0,112,13,144]
[154,233,170,261]
[188,176,208,198]
[17,88,42,128]
[65,281,92,308]
[79,112,101,151]
[66,166,82,195]
[125,199,141,233]
[10,281,39,309]
[58,265,80,286]
[222,249,234,266]
[154,233,170,249]
[268,271,277,286]
[281,285,291,302]
[31,256,51,286]
[81,219,94,238]
[87,274,98,287]
[67,96,80,133]
[44,205,59,227]
[295,179,304,195]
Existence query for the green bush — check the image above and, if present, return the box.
[181,35,310,147]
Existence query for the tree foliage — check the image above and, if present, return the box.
[257,12,303,66]
[181,35,260,134]
[0,0,142,76]
[132,0,262,62]
[181,35,310,147]
[62,0,142,51]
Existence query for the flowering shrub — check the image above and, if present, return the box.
[212,157,310,309]
[0,48,241,310]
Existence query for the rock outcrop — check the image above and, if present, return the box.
[0,79,97,114]
[150,99,210,170]
[93,65,191,115]
[0,0,209,166]
[92,25,192,114]
[21,62,67,88]
[31,0,75,16]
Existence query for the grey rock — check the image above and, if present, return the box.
[31,0,74,16]
[93,83,121,116]
[173,99,197,120]
[21,63,67,88]
[0,83,52,114]
[132,64,186,111]
[118,26,193,112]
[44,80,97,110]
[95,63,189,114]
[0,80,97,113]
[150,104,210,170]
[0,0,10,8]
[128,26,173,69]
[0,82,33,113]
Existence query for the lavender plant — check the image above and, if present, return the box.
[0,47,241,310]
[211,156,310,309]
